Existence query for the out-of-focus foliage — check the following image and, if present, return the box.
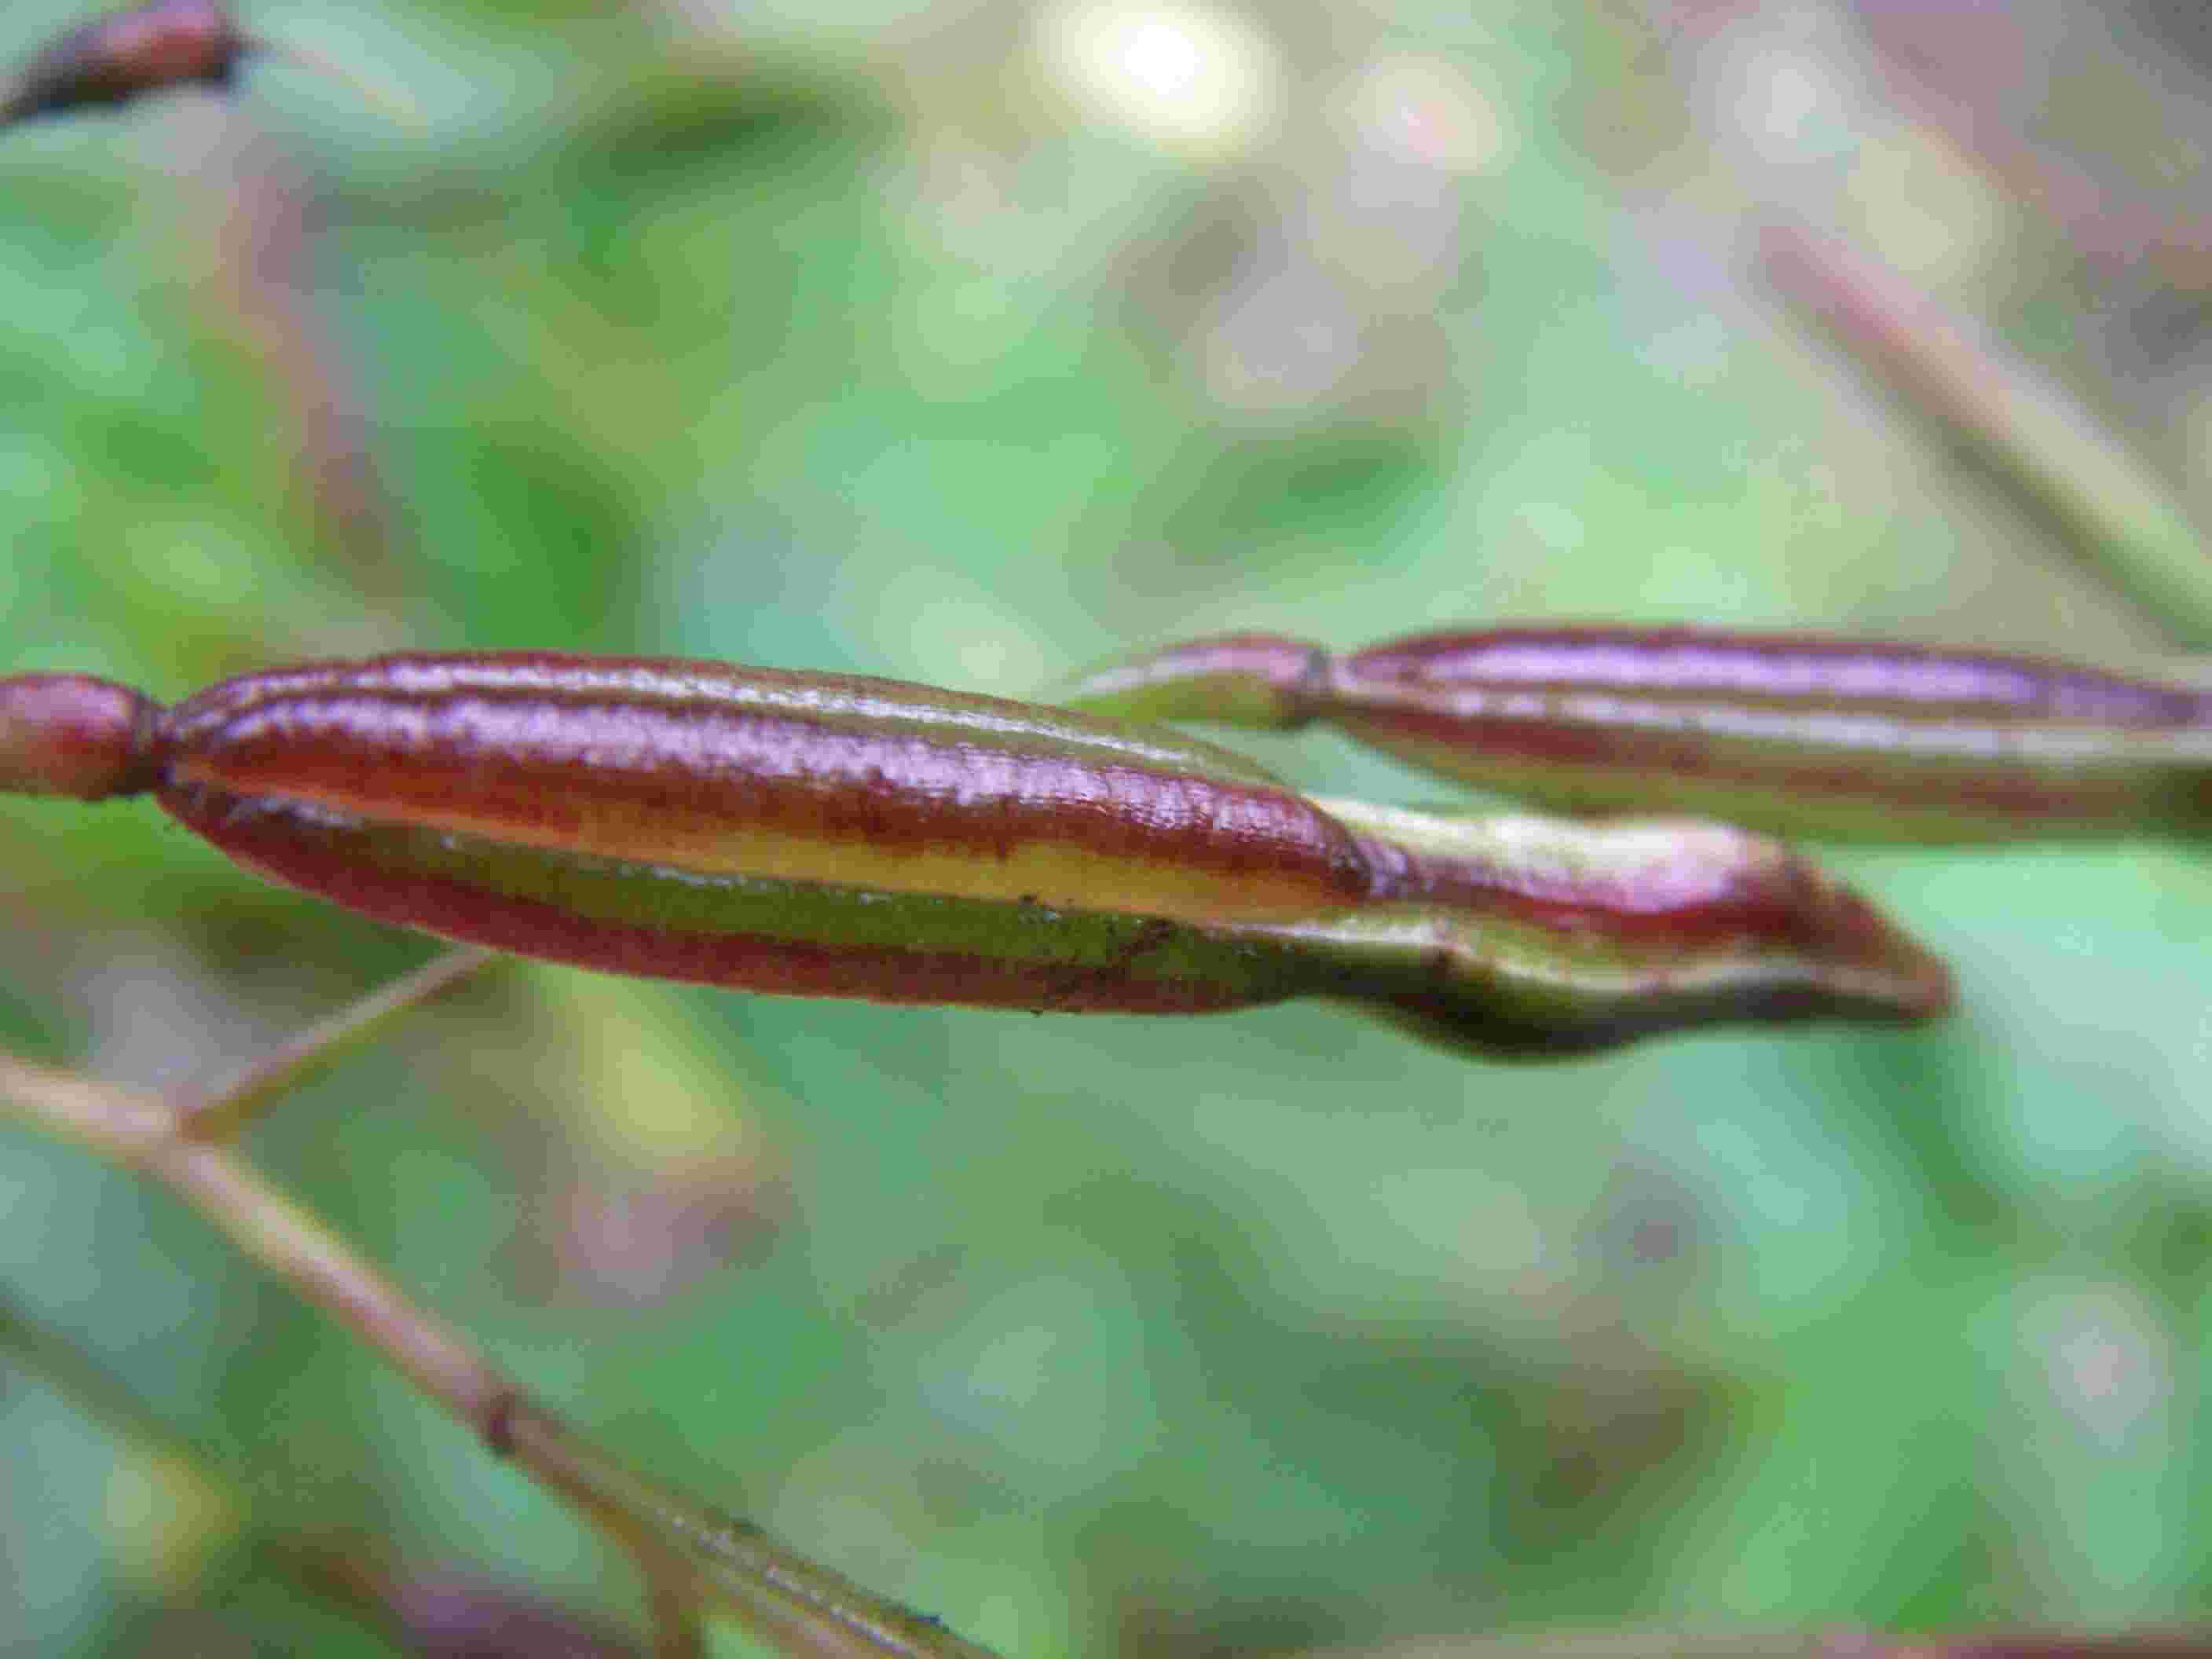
[2,1,2210,1654]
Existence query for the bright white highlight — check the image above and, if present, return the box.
[1033,1,1286,159]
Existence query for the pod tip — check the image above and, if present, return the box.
[0,674,163,800]
[1059,632,1326,728]
[2,2,247,126]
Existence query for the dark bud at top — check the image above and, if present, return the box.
[2,2,248,126]
[0,674,163,800]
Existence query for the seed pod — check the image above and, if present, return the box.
[148,653,1374,1020]
[2,2,247,125]
[1306,797,1950,1054]
[1063,627,2212,842]
[0,653,1951,1057]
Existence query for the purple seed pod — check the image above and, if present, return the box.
[1064,626,2212,842]
[0,652,1952,1057]
[2,2,248,125]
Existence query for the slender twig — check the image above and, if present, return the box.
[182,947,496,1140]
[0,1298,631,1659]
[0,1051,1001,1659]
[1760,217,2212,648]
[1853,8,2212,292]
[0,1295,222,1475]
[502,1402,1001,1659]
[185,139,416,599]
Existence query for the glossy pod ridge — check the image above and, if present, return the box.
[4,652,1952,1058]
[151,653,1380,1024]
[1064,627,2212,842]
[155,653,1376,921]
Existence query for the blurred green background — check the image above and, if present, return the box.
[4,1,2212,1654]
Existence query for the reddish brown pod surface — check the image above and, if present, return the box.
[154,653,1376,923]
[147,652,1376,1020]
[0,651,1951,1057]
[2,2,248,124]
[1068,626,2212,842]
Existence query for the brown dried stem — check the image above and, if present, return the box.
[0,1043,999,1659]
[1760,217,2212,647]
[182,946,496,1140]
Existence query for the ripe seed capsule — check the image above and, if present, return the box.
[1065,627,2212,842]
[2,1,247,124]
[151,652,1379,1016]
[0,652,1953,1056]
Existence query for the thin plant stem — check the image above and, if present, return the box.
[1852,9,2212,292]
[503,1401,1002,1659]
[0,1049,1002,1659]
[2,1295,642,1659]
[182,946,497,1140]
[254,31,423,127]
[0,1295,219,1474]
[1760,216,2212,648]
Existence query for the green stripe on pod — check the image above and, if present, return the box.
[163,780,1950,1057]
[6,652,1955,1060]
[159,780,1329,1016]
[1274,799,1954,1057]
